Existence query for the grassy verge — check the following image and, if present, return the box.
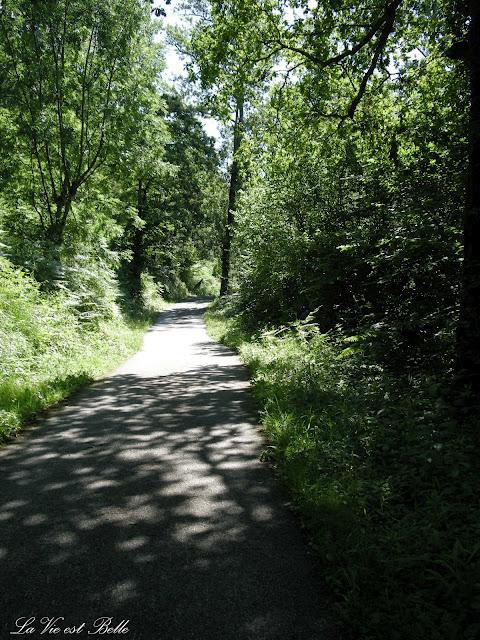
[0,258,160,442]
[205,302,479,640]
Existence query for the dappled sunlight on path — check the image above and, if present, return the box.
[0,299,339,640]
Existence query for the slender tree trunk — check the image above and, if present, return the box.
[456,1,480,398]
[220,98,244,297]
[46,221,65,247]
[39,198,71,285]
[131,179,147,301]
[44,195,72,247]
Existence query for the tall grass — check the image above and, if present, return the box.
[205,302,480,640]
[0,257,154,441]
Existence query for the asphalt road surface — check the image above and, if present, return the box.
[0,299,340,640]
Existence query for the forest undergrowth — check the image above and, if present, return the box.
[206,301,480,640]
[0,257,163,442]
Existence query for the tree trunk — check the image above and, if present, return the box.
[220,98,244,297]
[44,195,72,247]
[131,180,147,301]
[40,197,72,284]
[456,1,480,399]
[45,221,65,247]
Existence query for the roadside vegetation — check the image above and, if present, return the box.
[192,1,480,635]
[0,256,156,441]
[0,254,220,442]
[206,303,479,640]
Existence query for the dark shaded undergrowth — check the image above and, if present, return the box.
[205,302,479,640]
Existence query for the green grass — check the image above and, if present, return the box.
[0,257,157,441]
[205,301,480,640]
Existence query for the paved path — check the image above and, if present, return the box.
[0,299,339,640]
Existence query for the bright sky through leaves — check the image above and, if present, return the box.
[154,4,222,142]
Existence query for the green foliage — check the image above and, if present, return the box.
[119,92,226,301]
[0,257,153,440]
[0,0,157,245]
[229,51,465,368]
[0,1,225,335]
[186,259,220,296]
[198,7,475,632]
[206,306,480,640]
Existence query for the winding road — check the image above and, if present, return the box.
[0,299,339,640]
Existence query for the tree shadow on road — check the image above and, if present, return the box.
[0,313,341,640]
